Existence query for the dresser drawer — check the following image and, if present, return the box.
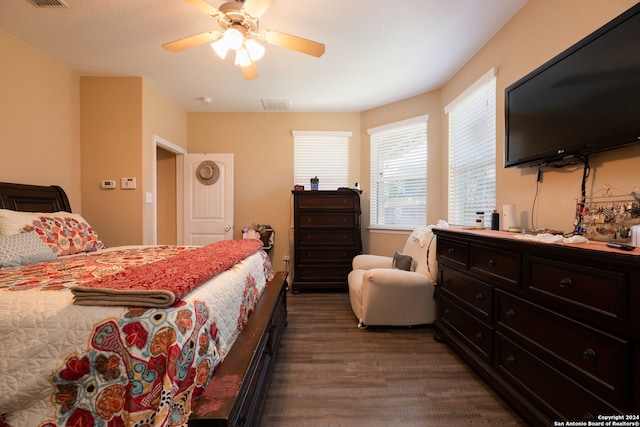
[495,334,621,422]
[297,213,356,228]
[296,194,359,210]
[294,264,352,282]
[496,290,630,405]
[296,248,359,263]
[440,297,492,363]
[436,237,468,269]
[440,267,492,322]
[524,255,628,326]
[297,229,358,247]
[470,244,520,288]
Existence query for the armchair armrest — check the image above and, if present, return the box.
[362,268,430,288]
[352,254,393,270]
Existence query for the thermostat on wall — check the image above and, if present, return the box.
[101,180,116,189]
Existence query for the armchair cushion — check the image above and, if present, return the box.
[392,251,412,271]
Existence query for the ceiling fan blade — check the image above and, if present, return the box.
[162,31,222,52]
[242,0,275,20]
[184,0,226,21]
[241,62,259,80]
[263,30,325,57]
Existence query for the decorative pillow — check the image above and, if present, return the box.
[392,251,412,271]
[0,231,57,268]
[0,209,104,256]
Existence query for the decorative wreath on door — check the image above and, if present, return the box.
[195,161,220,186]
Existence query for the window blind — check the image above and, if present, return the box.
[368,116,428,227]
[446,69,496,227]
[293,131,351,190]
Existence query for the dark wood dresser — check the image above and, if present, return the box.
[433,228,640,425]
[291,189,362,292]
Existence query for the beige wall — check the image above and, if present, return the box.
[80,77,144,247]
[142,79,188,244]
[360,91,444,255]
[79,77,187,247]
[0,30,82,208]
[187,112,361,272]
[442,0,640,233]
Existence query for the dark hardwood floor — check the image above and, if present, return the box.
[259,291,528,426]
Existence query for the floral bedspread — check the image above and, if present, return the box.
[0,246,273,427]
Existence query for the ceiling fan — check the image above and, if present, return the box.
[162,0,325,80]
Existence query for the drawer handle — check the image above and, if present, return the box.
[447,247,455,254]
[582,348,597,361]
[505,309,516,319]
[559,277,573,289]
[488,259,496,267]
[443,308,450,315]
[506,355,517,365]
[475,332,483,340]
[475,293,484,301]
[443,278,452,285]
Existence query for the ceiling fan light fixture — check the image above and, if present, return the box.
[245,39,265,61]
[211,38,230,59]
[223,27,244,50]
[235,47,252,67]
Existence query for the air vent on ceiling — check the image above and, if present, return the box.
[261,99,291,111]
[27,0,70,8]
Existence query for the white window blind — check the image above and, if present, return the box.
[446,69,496,227]
[368,115,428,227]
[293,131,351,190]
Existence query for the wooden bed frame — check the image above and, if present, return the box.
[0,181,288,427]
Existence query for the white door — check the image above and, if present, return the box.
[183,153,234,245]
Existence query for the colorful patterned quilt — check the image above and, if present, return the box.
[0,244,273,427]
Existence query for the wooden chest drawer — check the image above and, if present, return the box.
[495,334,621,422]
[440,297,493,363]
[297,229,358,247]
[297,213,356,228]
[296,194,359,210]
[495,290,630,405]
[295,264,352,282]
[440,267,492,322]
[296,248,359,263]
[436,237,468,269]
[470,244,520,288]
[524,255,628,326]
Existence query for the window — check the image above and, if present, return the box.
[368,115,428,228]
[293,131,351,190]
[446,69,496,227]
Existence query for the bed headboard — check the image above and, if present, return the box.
[0,182,72,213]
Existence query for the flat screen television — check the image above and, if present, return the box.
[504,3,640,168]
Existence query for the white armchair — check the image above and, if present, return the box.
[348,223,445,328]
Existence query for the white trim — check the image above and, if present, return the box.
[367,226,415,234]
[444,68,497,114]
[152,135,187,246]
[155,135,187,154]
[291,130,352,137]
[367,114,428,135]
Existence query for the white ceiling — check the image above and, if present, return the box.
[0,0,528,112]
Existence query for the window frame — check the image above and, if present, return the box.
[368,115,428,230]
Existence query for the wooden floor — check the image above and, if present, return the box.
[259,291,528,427]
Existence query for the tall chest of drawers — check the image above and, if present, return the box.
[433,228,640,425]
[291,189,362,292]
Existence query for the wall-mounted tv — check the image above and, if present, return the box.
[504,3,640,168]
